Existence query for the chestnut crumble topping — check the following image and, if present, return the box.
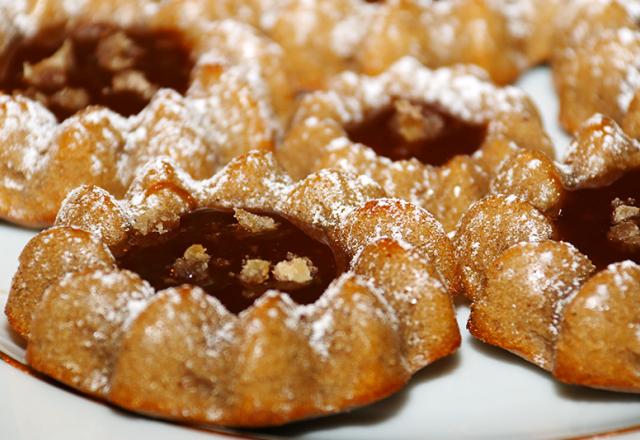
[239,258,271,285]
[392,99,445,143]
[234,208,279,233]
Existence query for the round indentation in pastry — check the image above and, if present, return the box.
[0,3,291,228]
[345,99,488,167]
[118,208,344,314]
[280,57,552,232]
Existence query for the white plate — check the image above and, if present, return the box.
[1,67,640,440]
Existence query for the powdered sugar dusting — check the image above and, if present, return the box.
[0,95,57,191]
[487,0,536,39]
[331,57,528,125]
[561,114,640,188]
[0,6,281,226]
[285,56,544,234]
[11,140,461,423]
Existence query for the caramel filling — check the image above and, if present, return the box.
[0,24,193,120]
[346,99,488,166]
[556,170,640,270]
[117,208,343,314]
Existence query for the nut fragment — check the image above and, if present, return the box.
[49,87,90,114]
[612,199,640,223]
[234,208,278,233]
[392,99,444,143]
[172,244,210,282]
[23,39,74,90]
[609,198,640,253]
[273,254,316,284]
[96,31,142,72]
[111,70,157,100]
[239,259,271,284]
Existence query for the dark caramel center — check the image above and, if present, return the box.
[556,169,640,270]
[116,208,343,314]
[0,24,193,121]
[345,99,488,166]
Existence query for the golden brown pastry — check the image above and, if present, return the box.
[150,0,372,92]
[552,0,640,133]
[279,57,552,231]
[5,151,461,426]
[255,0,562,90]
[455,114,640,392]
[359,0,553,85]
[0,0,293,228]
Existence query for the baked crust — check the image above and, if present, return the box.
[455,114,640,392]
[552,0,640,133]
[5,151,461,426]
[279,57,552,232]
[130,0,640,139]
[0,1,293,227]
[260,0,557,89]
[359,0,555,85]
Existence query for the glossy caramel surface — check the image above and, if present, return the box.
[117,208,342,314]
[0,24,193,120]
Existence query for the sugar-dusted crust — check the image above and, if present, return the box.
[155,0,557,90]
[253,0,373,92]
[78,0,640,137]
[359,0,557,85]
[0,0,293,227]
[363,0,640,130]
[455,114,640,392]
[279,57,552,232]
[259,0,640,135]
[5,151,461,427]
[257,0,556,89]
[552,0,640,133]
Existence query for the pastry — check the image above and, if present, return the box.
[455,114,640,392]
[278,57,552,231]
[5,151,461,426]
[254,0,559,90]
[0,0,292,227]
[359,0,554,85]
[255,0,372,92]
[163,0,554,92]
[552,0,640,133]
[251,0,640,134]
[150,0,373,92]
